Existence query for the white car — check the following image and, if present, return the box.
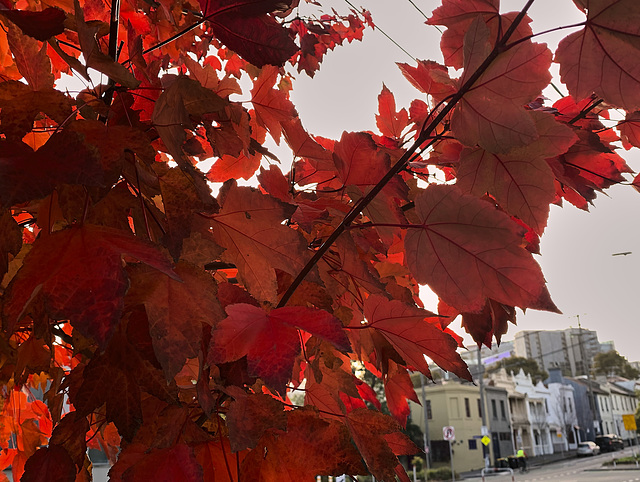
[577,441,601,457]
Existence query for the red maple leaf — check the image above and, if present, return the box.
[404,185,558,314]
[209,303,351,394]
[3,225,178,347]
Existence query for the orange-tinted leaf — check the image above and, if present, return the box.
[556,0,640,111]
[126,262,222,379]
[452,17,552,153]
[281,117,332,161]
[3,225,178,347]
[21,445,76,482]
[209,182,310,303]
[363,295,470,380]
[620,111,640,149]
[404,185,558,313]
[206,152,261,182]
[209,303,350,394]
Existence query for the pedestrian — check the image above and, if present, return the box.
[516,448,528,472]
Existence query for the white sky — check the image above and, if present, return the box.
[289,0,640,362]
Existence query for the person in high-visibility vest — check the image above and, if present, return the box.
[516,448,527,472]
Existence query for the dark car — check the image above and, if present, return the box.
[595,434,625,452]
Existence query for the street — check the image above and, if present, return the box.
[464,447,640,482]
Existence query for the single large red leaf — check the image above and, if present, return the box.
[209,303,350,394]
[404,184,558,314]
[125,262,223,380]
[451,16,552,153]
[556,0,640,111]
[333,131,390,187]
[208,181,310,303]
[240,408,366,481]
[6,21,54,91]
[397,60,457,102]
[21,445,76,482]
[376,84,408,139]
[362,295,470,380]
[383,360,419,428]
[346,408,419,481]
[456,112,576,234]
[251,65,297,142]
[2,225,178,347]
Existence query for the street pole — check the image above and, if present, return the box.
[577,316,599,437]
[477,349,490,469]
[421,373,431,474]
[449,440,455,481]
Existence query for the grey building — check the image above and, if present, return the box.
[515,328,605,376]
[485,386,515,462]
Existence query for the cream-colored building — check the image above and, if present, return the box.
[409,380,490,473]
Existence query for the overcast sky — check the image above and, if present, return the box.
[289,0,640,362]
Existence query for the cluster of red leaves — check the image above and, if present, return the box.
[0,0,638,480]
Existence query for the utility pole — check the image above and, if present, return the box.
[576,315,600,437]
[477,348,490,469]
[420,373,431,474]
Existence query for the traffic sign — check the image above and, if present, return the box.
[623,414,637,431]
[481,435,491,446]
[443,426,455,441]
[481,426,489,436]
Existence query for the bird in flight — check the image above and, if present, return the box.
[612,252,632,256]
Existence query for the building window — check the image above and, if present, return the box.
[465,397,471,418]
[500,400,506,420]
[545,399,549,413]
[469,439,477,450]
[499,432,511,441]
[491,400,497,420]
[477,399,482,418]
[450,398,460,418]
[426,400,432,420]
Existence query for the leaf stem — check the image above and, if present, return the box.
[277,0,536,308]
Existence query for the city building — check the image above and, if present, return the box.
[514,328,606,376]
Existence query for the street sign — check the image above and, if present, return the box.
[481,426,489,436]
[443,426,455,441]
[623,414,637,431]
[481,435,491,446]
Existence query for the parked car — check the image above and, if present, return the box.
[595,434,625,452]
[577,441,601,456]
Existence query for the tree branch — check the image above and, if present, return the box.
[276,0,536,308]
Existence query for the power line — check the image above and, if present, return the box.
[343,0,416,60]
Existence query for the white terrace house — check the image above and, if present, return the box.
[546,380,580,451]
[488,368,562,456]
